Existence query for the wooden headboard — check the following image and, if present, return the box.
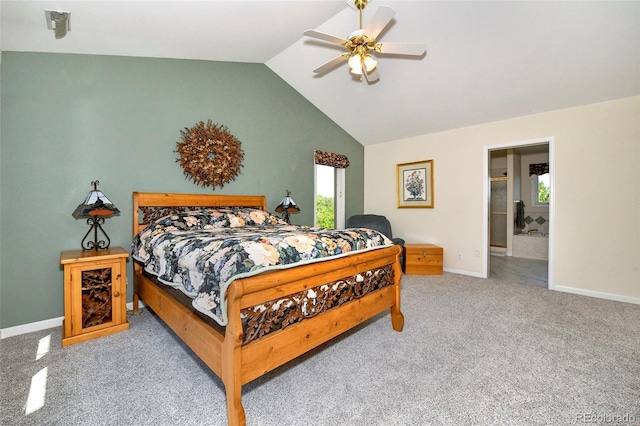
[132,192,268,236]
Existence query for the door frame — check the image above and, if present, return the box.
[482,137,555,289]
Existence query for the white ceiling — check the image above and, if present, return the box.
[2,1,639,146]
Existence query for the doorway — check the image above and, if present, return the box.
[483,138,554,289]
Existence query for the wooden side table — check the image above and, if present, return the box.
[404,244,443,275]
[60,247,130,346]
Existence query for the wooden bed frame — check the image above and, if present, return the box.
[131,192,404,426]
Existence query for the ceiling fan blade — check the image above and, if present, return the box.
[377,42,426,56]
[304,30,348,46]
[363,66,379,84]
[364,5,396,40]
[313,55,348,74]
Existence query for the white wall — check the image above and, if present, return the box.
[365,96,639,301]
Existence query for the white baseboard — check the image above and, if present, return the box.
[443,267,485,278]
[554,285,640,305]
[0,316,64,339]
[447,268,640,306]
[0,301,146,339]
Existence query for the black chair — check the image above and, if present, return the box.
[346,214,405,271]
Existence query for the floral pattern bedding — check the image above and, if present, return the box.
[131,208,393,325]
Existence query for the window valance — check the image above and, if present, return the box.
[529,163,549,176]
[314,150,350,169]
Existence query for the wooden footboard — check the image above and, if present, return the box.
[132,192,404,426]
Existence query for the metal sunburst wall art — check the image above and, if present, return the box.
[175,120,244,189]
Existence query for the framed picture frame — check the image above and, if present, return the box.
[397,160,434,208]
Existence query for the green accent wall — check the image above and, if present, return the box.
[0,52,364,329]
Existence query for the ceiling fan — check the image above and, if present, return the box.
[304,0,426,84]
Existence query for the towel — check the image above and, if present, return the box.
[514,200,526,230]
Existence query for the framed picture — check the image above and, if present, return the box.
[397,160,434,208]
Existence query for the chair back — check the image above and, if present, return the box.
[346,214,394,239]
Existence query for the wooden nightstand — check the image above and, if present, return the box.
[404,244,443,275]
[60,247,130,346]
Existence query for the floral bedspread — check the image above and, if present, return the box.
[131,208,392,325]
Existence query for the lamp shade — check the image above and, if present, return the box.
[275,195,300,214]
[72,180,120,251]
[349,53,376,76]
[348,54,363,75]
[72,182,120,219]
[275,191,300,224]
[363,55,377,72]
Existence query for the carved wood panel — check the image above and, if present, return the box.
[81,267,113,328]
[242,264,395,345]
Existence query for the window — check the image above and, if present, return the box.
[529,162,550,206]
[314,150,347,229]
[315,165,335,229]
[532,173,550,205]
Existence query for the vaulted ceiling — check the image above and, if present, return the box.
[2,1,639,146]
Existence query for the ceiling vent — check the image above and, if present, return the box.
[44,10,71,39]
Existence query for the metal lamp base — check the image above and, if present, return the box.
[81,217,111,251]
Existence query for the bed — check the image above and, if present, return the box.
[131,192,404,426]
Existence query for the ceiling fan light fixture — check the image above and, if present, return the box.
[305,2,426,83]
[363,55,377,72]
[349,53,376,75]
[348,54,363,74]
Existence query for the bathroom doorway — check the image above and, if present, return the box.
[484,139,554,289]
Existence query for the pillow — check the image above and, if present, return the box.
[150,208,286,233]
[215,207,286,228]
[152,210,213,231]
